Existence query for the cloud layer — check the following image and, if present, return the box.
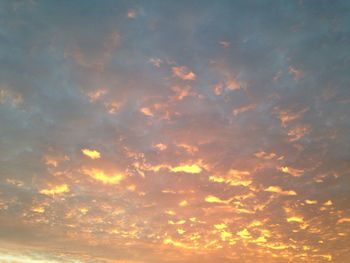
[0,1,350,262]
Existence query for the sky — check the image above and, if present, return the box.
[0,0,350,262]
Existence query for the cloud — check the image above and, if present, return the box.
[0,88,23,107]
[172,66,196,81]
[205,195,228,204]
[276,107,309,127]
[288,66,305,81]
[171,85,192,100]
[153,143,167,151]
[170,164,202,174]
[40,184,70,196]
[265,186,297,196]
[280,166,304,177]
[305,199,317,205]
[236,228,251,239]
[148,58,163,68]
[139,107,154,117]
[209,169,251,187]
[81,168,124,184]
[225,78,241,91]
[337,217,350,224]
[0,1,349,262]
[127,10,136,19]
[233,103,256,116]
[287,124,311,141]
[178,200,188,207]
[81,148,101,160]
[286,216,304,223]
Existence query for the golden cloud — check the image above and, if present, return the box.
[82,168,124,184]
[81,148,101,159]
[170,164,202,174]
[40,184,70,196]
[280,166,304,177]
[205,195,228,204]
[265,186,297,196]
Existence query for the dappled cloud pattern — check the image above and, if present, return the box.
[0,1,350,262]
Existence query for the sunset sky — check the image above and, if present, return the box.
[1,1,350,262]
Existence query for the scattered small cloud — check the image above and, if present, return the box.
[172,66,196,81]
[81,148,101,159]
[40,184,70,196]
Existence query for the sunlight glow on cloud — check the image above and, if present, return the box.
[280,166,304,177]
[140,107,154,117]
[265,186,297,196]
[0,1,349,262]
[172,66,196,81]
[287,216,304,223]
[205,195,228,204]
[82,168,124,184]
[81,148,101,159]
[170,164,202,174]
[40,184,70,196]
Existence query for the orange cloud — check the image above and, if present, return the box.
[171,85,191,100]
[127,10,136,19]
[277,107,309,127]
[213,83,223,95]
[154,143,167,151]
[233,104,256,116]
[44,154,69,167]
[86,89,106,102]
[254,151,277,160]
[104,101,122,114]
[225,78,241,90]
[287,125,311,141]
[176,143,198,154]
[172,66,196,81]
[140,107,154,117]
[337,217,350,224]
